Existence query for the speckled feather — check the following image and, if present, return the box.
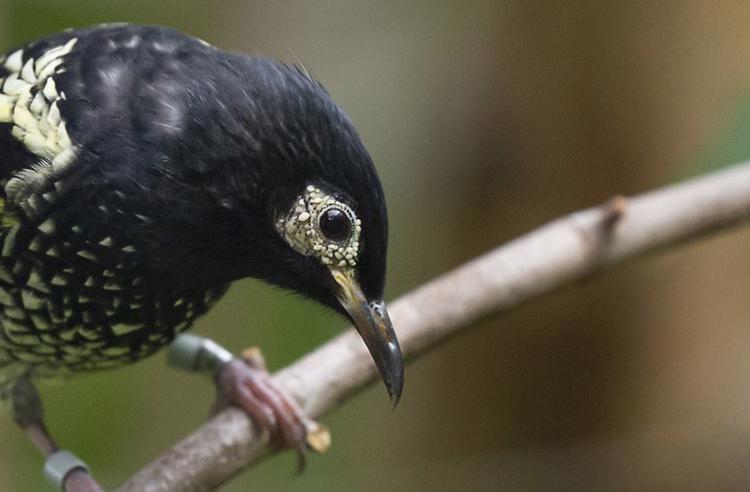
[0,25,388,388]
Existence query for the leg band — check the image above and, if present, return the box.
[44,450,89,489]
[168,333,234,376]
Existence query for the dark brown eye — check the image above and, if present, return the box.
[319,207,351,241]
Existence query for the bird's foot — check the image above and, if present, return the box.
[168,334,330,471]
[213,347,330,471]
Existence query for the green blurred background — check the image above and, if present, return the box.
[3,1,750,490]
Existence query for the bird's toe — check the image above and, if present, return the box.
[214,356,329,467]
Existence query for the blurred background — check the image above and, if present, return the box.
[2,1,750,490]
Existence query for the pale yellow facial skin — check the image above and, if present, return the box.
[277,190,403,406]
[275,185,362,270]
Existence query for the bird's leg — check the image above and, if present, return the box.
[10,377,103,492]
[168,334,330,471]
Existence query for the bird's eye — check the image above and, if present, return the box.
[319,207,351,242]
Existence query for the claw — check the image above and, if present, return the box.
[240,347,267,371]
[214,348,329,471]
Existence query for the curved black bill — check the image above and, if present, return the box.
[332,270,404,406]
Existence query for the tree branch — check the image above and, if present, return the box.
[118,162,750,492]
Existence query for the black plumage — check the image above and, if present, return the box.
[0,24,400,400]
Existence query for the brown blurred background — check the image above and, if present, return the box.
[2,1,750,490]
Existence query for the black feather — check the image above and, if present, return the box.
[0,24,388,378]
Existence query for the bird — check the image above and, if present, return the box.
[0,23,402,490]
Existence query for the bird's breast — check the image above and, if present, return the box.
[0,210,229,376]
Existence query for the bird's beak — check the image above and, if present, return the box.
[331,269,403,406]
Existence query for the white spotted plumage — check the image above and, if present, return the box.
[0,38,76,161]
[0,38,79,218]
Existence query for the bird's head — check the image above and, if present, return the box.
[271,182,402,406]
[165,55,403,404]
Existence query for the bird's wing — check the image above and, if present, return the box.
[0,29,86,234]
[0,31,83,389]
[0,25,210,220]
[0,25,207,388]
